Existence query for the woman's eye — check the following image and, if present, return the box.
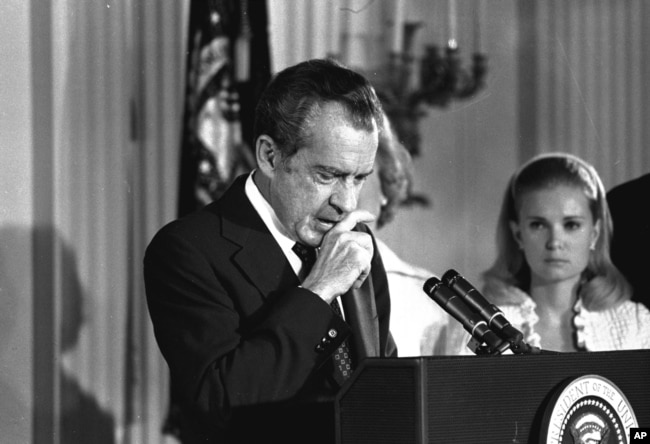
[565,221,581,230]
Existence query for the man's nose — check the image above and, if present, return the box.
[330,182,358,214]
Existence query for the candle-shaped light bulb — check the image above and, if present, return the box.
[448,0,457,43]
[475,0,486,53]
[391,0,405,53]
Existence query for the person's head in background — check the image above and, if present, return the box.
[357,112,413,230]
[484,152,632,310]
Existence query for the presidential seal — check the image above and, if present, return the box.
[541,375,638,444]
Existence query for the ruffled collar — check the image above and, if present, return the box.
[489,283,649,351]
[572,297,591,351]
[488,283,589,350]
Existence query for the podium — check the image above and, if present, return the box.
[335,350,650,443]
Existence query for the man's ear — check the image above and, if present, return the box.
[256,135,279,176]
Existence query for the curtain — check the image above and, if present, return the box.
[127,1,188,442]
[35,1,272,442]
[518,0,650,187]
[32,1,187,442]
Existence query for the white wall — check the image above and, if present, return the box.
[0,1,34,441]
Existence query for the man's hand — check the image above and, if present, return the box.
[300,210,375,303]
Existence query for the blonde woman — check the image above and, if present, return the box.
[479,152,650,352]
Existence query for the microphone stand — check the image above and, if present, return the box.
[468,337,511,356]
[468,336,541,355]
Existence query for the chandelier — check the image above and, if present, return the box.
[375,20,487,157]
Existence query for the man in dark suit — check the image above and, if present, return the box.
[144,59,396,443]
[607,172,650,309]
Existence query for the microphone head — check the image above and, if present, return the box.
[441,269,461,286]
[423,276,443,295]
[501,324,524,345]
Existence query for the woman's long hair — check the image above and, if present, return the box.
[482,152,632,310]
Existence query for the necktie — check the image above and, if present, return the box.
[291,242,317,277]
[292,242,354,385]
[329,297,354,384]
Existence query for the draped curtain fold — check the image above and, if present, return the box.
[519,0,650,185]
[39,1,187,442]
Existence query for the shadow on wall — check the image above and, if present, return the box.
[0,224,116,442]
[0,226,29,442]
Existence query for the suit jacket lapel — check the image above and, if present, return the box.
[218,176,298,296]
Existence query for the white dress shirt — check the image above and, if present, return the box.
[245,171,305,278]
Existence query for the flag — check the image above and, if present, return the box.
[235,0,272,152]
[177,0,259,218]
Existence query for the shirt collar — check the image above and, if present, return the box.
[245,170,303,277]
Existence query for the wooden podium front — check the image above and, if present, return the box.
[335,350,650,443]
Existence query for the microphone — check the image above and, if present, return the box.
[423,277,508,354]
[442,269,527,352]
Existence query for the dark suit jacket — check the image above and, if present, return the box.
[144,175,396,443]
[607,173,650,309]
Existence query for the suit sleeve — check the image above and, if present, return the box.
[143,226,349,426]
